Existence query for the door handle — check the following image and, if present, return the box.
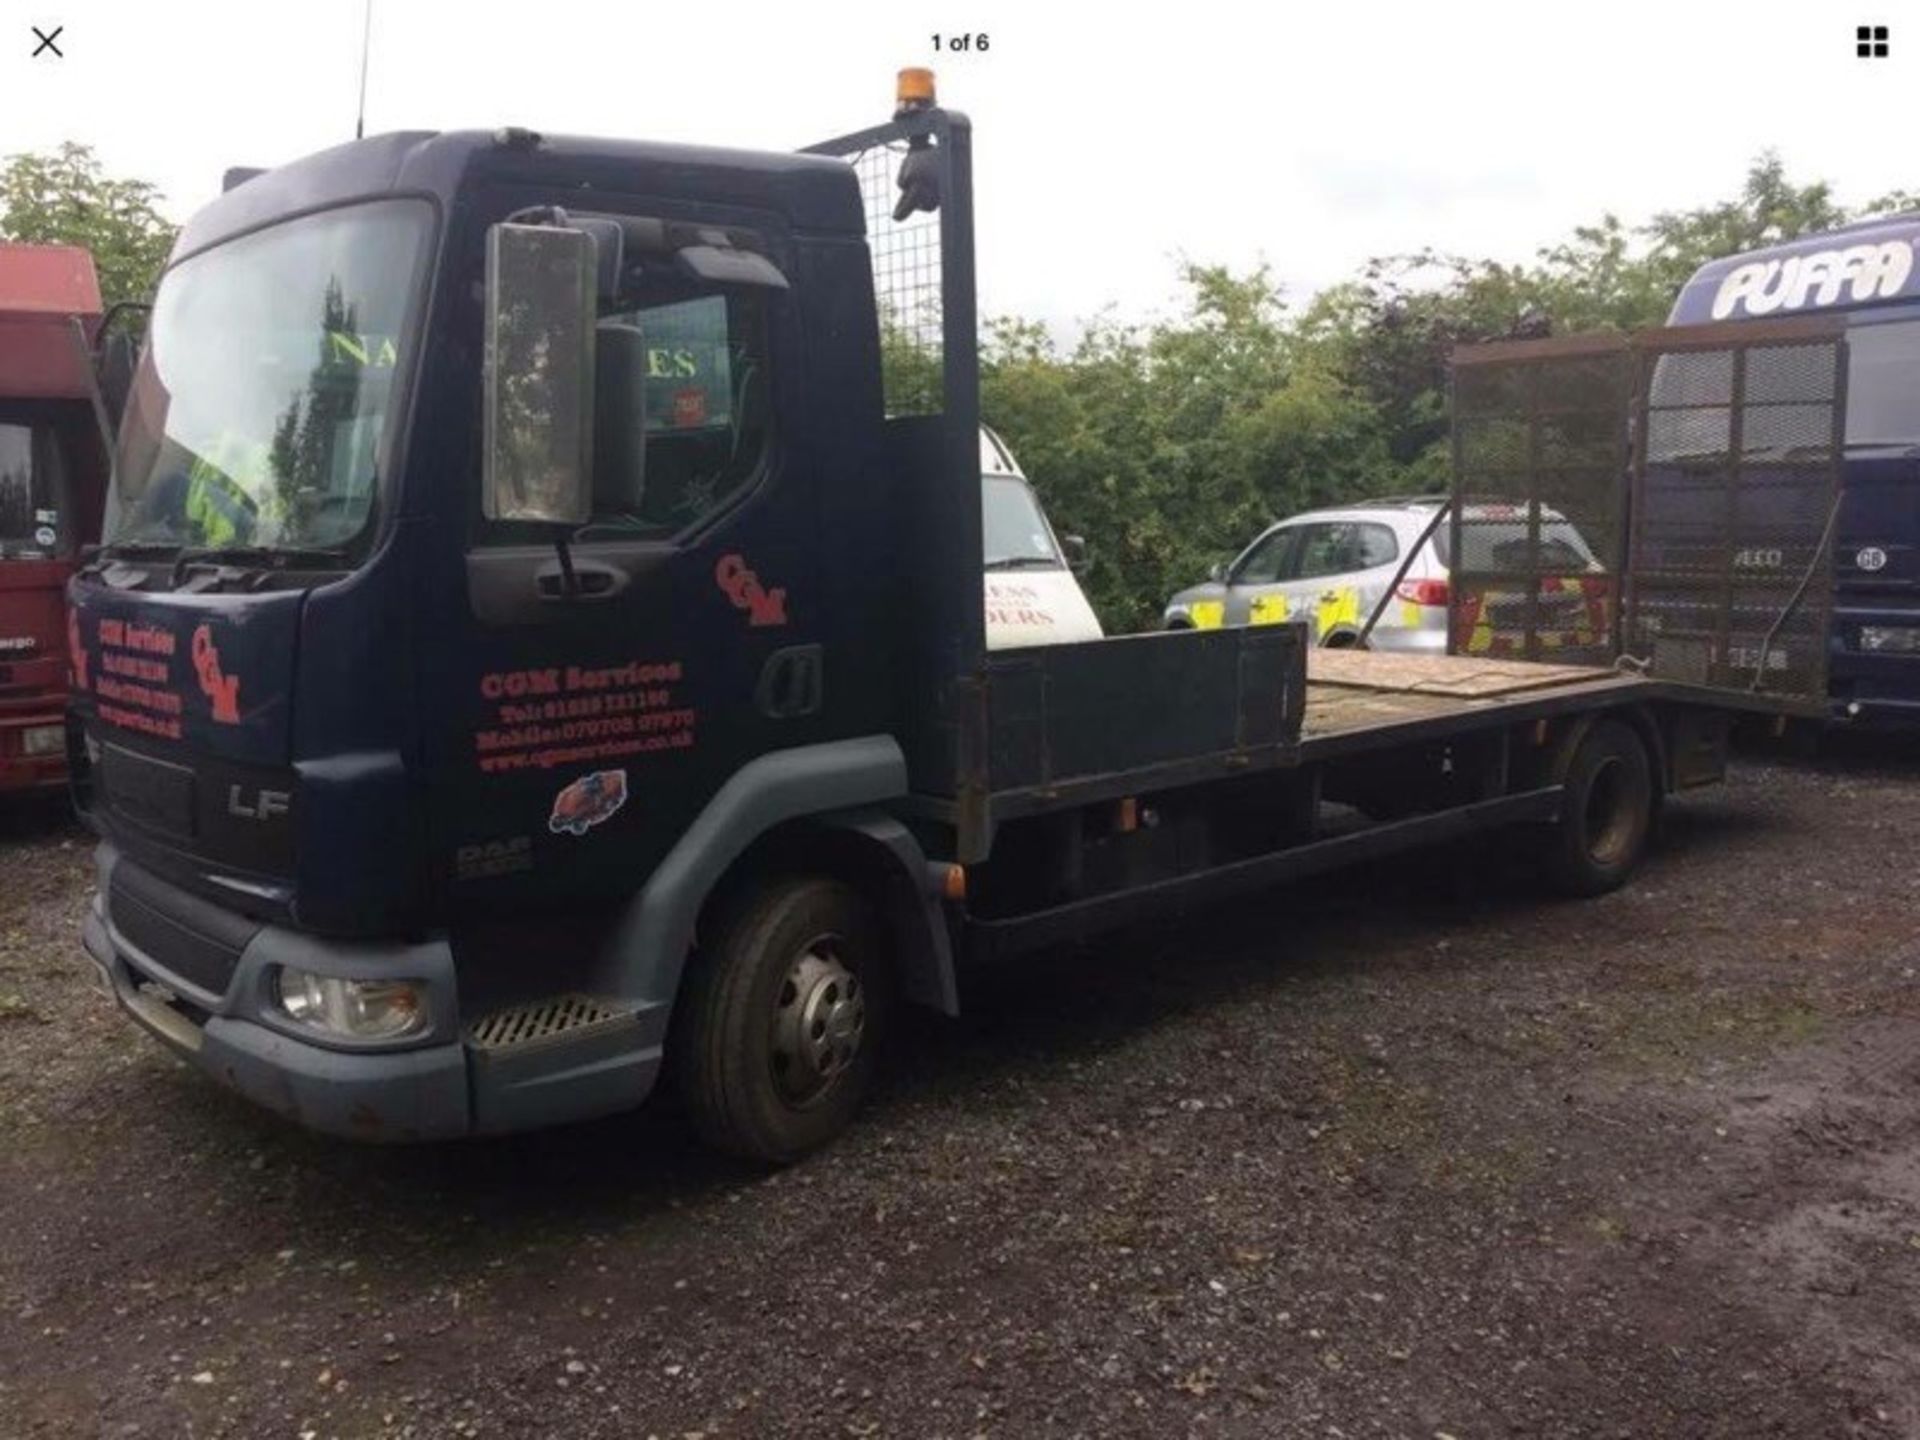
[755,644,823,719]
[536,557,629,602]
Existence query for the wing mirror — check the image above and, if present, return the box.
[483,223,596,526]
[1208,559,1228,583]
[1062,534,1090,576]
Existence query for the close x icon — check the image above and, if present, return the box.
[31,24,63,57]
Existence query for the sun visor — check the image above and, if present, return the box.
[676,245,789,290]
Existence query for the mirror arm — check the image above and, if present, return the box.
[97,299,152,342]
[66,315,120,472]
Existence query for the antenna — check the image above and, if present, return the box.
[354,0,374,139]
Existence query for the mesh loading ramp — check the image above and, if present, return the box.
[1628,320,1844,705]
[1447,317,1844,713]
[1450,335,1631,668]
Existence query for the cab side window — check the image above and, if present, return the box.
[576,287,773,539]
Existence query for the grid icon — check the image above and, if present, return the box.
[1857,24,1890,57]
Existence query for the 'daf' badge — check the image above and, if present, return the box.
[548,769,628,836]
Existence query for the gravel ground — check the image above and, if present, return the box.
[1,746,1918,1440]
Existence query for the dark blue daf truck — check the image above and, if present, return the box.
[1670,215,1920,722]
[67,74,1817,1160]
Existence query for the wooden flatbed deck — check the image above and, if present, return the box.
[1302,650,1636,738]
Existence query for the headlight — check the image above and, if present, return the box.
[1858,625,1920,654]
[21,725,64,756]
[272,967,429,1040]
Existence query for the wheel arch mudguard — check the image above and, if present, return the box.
[602,735,959,1026]
[1546,703,1671,807]
[767,808,959,1017]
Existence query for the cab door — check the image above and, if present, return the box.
[423,199,860,912]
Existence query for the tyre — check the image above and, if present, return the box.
[672,878,888,1163]
[1542,719,1654,898]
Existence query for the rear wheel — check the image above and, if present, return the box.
[1542,719,1654,897]
[672,878,888,1163]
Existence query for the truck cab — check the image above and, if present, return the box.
[0,244,106,792]
[1670,215,1920,722]
[70,120,958,1143]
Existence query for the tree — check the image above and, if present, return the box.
[0,142,177,309]
[976,154,1920,631]
[1633,152,1849,310]
[981,264,1392,631]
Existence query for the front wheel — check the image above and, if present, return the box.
[671,878,889,1163]
[1542,719,1654,898]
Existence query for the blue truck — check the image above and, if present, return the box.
[65,73,1817,1161]
[1670,215,1920,722]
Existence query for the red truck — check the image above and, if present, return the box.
[0,244,107,793]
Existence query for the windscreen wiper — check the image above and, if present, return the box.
[170,544,348,589]
[984,555,1063,571]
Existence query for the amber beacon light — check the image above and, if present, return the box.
[896,67,937,108]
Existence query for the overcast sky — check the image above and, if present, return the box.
[6,0,1913,333]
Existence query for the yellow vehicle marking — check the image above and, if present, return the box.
[1249,593,1291,626]
[1314,586,1360,639]
[1188,600,1226,630]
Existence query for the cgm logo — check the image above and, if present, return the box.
[1711,241,1916,319]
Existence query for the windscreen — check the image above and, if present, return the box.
[109,198,431,553]
[982,473,1063,570]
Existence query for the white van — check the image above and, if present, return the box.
[980,426,1105,649]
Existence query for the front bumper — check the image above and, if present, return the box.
[80,841,664,1141]
[1828,692,1920,725]
[1828,605,1920,725]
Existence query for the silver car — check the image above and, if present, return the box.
[1164,500,1453,651]
[1164,498,1608,654]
